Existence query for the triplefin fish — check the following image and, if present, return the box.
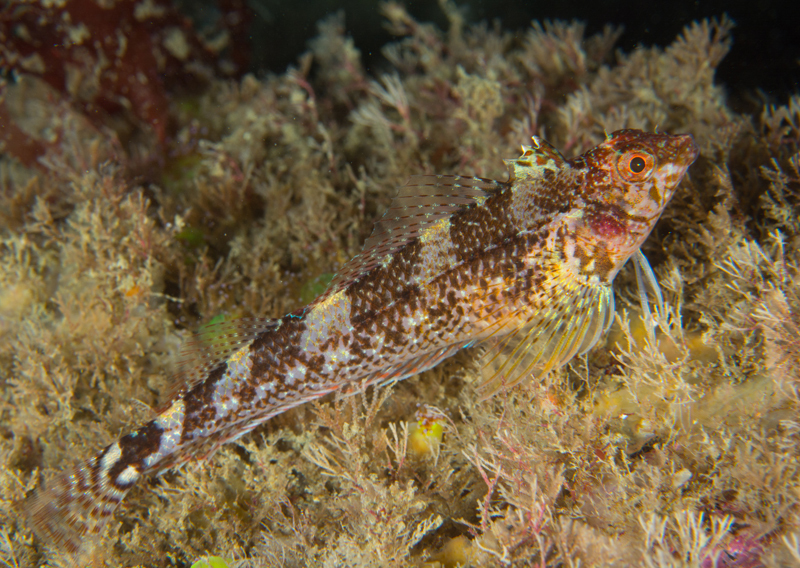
[23,129,699,554]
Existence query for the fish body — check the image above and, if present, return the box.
[24,129,699,554]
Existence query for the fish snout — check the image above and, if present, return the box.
[674,133,700,165]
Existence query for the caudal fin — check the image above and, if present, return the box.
[24,446,139,556]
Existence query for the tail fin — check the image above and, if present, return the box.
[23,442,140,555]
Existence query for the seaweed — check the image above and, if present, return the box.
[1,3,799,567]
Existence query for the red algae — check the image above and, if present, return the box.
[0,0,251,152]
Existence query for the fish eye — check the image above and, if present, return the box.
[617,151,655,181]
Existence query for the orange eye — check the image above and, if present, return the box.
[617,151,655,182]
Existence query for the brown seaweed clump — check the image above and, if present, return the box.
[1,2,799,567]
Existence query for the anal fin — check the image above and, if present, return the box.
[377,342,470,386]
[343,342,470,395]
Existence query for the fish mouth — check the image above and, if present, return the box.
[673,133,700,165]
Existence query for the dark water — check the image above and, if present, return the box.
[213,0,797,105]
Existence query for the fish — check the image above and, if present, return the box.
[23,129,699,556]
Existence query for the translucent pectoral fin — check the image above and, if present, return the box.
[632,249,665,343]
[474,284,614,400]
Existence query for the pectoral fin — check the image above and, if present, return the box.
[474,274,614,400]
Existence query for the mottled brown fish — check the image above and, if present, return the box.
[24,129,699,555]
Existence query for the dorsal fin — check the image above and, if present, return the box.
[325,174,505,295]
[504,136,567,184]
[162,317,279,406]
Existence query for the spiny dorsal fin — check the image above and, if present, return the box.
[325,174,506,295]
[504,136,567,184]
[163,317,279,406]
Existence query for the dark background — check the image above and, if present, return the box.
[198,0,798,107]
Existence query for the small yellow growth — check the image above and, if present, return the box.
[593,386,643,419]
[408,406,446,458]
[409,420,443,457]
[427,535,474,568]
[190,556,234,568]
[124,283,144,298]
[607,311,717,364]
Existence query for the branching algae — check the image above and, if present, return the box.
[24,129,698,561]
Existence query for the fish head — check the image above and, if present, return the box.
[568,129,699,282]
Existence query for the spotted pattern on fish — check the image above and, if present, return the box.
[23,129,699,555]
